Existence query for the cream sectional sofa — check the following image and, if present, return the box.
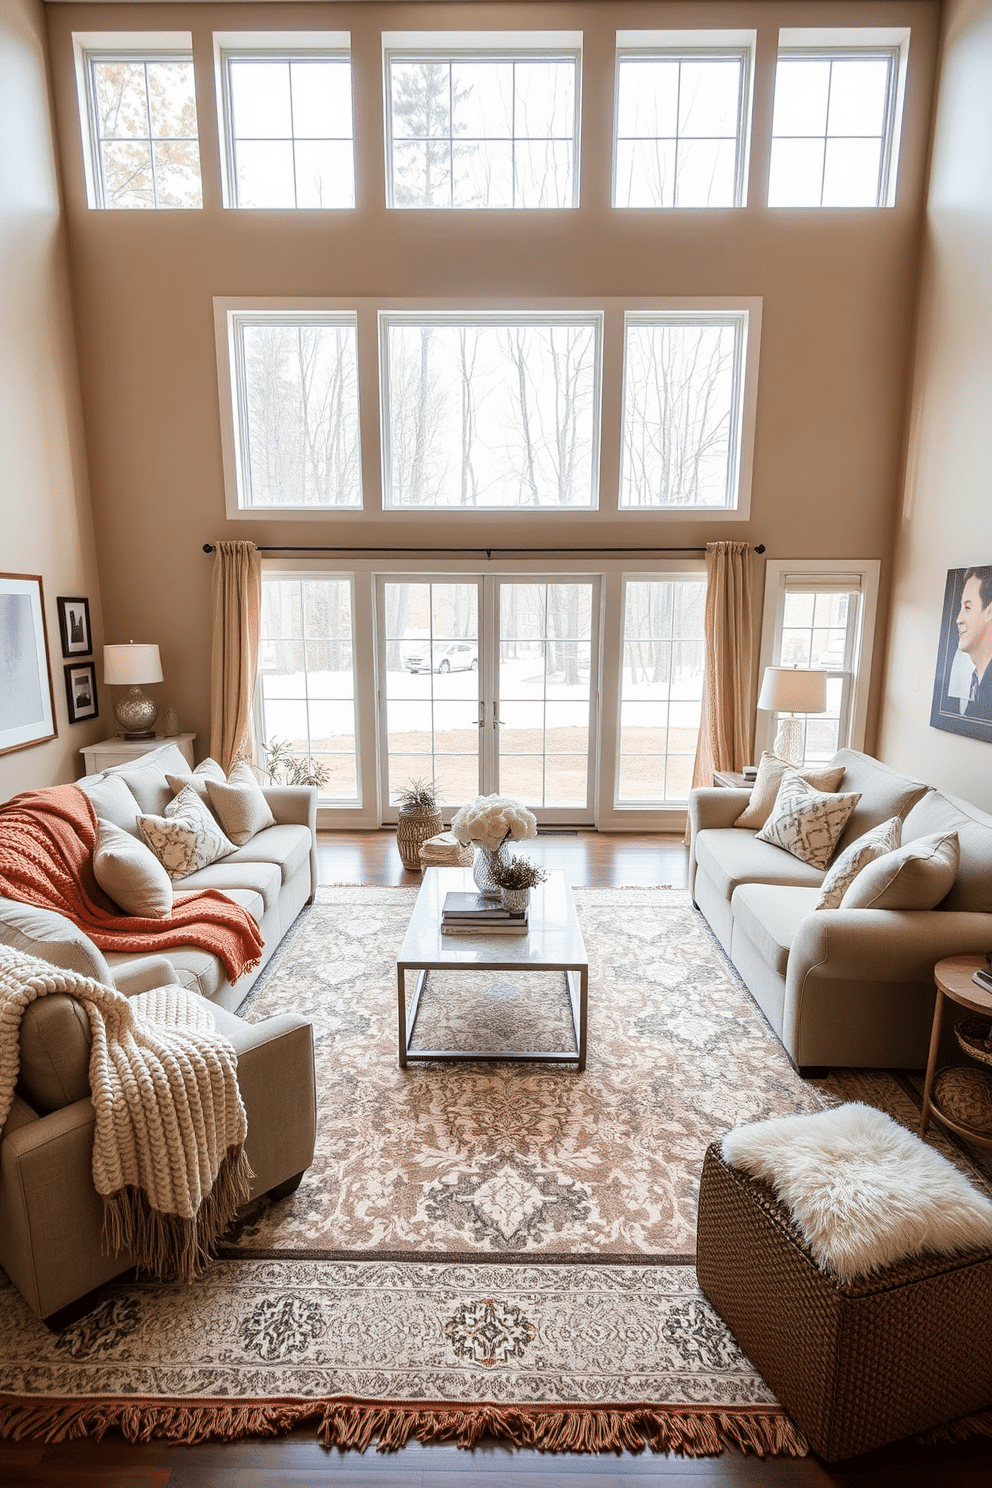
[0,742,317,1013]
[688,749,992,1072]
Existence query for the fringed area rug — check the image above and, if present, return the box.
[0,887,979,1455]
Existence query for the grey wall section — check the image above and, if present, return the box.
[0,0,104,798]
[43,0,938,762]
[878,0,992,811]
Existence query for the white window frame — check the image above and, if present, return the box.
[755,559,881,760]
[382,31,583,210]
[213,32,354,211]
[214,300,364,516]
[619,301,761,518]
[613,30,756,210]
[378,307,604,512]
[769,28,911,210]
[72,31,201,211]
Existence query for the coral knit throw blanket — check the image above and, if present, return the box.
[0,944,251,1282]
[0,786,263,984]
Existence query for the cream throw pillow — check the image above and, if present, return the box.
[815,817,902,910]
[205,762,276,847]
[755,771,861,870]
[165,758,226,803]
[734,752,846,830]
[839,830,960,911]
[93,817,173,918]
[138,785,236,881]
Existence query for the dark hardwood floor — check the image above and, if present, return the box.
[2,831,988,1486]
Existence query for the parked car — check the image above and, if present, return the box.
[405,641,478,674]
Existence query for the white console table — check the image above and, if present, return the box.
[80,734,196,774]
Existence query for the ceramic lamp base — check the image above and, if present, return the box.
[773,716,804,767]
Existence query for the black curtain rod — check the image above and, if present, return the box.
[202,543,766,556]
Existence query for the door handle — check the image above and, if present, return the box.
[493,707,504,729]
[478,701,485,729]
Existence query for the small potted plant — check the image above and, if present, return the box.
[488,853,546,913]
[394,777,443,870]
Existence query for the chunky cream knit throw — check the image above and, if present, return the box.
[0,945,252,1284]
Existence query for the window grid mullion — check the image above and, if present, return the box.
[143,62,159,209]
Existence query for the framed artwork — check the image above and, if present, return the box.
[64,661,99,725]
[930,563,992,743]
[0,573,58,756]
[56,595,92,658]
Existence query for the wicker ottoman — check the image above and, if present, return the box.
[696,1143,992,1461]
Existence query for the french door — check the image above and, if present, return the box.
[376,575,600,824]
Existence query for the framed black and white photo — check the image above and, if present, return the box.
[0,573,58,756]
[56,595,92,658]
[64,661,99,724]
[930,563,992,744]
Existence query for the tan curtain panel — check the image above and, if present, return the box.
[690,541,755,790]
[209,542,262,772]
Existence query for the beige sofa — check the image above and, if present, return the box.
[0,742,318,1014]
[688,749,992,1071]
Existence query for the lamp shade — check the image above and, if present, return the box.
[757,666,828,715]
[103,643,163,687]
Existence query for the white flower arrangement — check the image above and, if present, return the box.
[449,794,538,852]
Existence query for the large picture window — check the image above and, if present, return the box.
[381,312,601,509]
[384,37,580,209]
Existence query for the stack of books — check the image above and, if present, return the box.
[440,891,528,936]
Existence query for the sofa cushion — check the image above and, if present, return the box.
[17,995,92,1114]
[826,749,929,852]
[695,828,826,904]
[903,790,992,914]
[101,743,193,815]
[77,774,142,836]
[224,823,312,884]
[206,763,277,847]
[93,817,173,918]
[840,831,961,911]
[138,787,236,880]
[0,899,113,984]
[172,859,282,912]
[815,817,902,910]
[165,758,226,804]
[756,773,861,870]
[734,752,845,830]
[105,945,223,1002]
[731,885,821,978]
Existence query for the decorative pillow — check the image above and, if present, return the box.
[839,830,960,911]
[165,758,227,803]
[93,817,173,918]
[78,774,143,836]
[721,1103,992,1283]
[734,752,846,830]
[137,786,235,881]
[205,762,277,847]
[815,817,902,910]
[755,772,862,870]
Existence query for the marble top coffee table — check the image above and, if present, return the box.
[396,866,589,1070]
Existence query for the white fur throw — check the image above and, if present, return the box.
[0,944,251,1283]
[721,1103,992,1283]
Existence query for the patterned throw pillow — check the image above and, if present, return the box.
[755,772,862,871]
[814,817,902,910]
[138,785,235,880]
[734,752,846,830]
[205,762,276,847]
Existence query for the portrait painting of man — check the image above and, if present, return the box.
[930,564,992,741]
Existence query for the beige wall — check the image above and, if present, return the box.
[877,0,992,811]
[0,0,103,798]
[43,0,938,759]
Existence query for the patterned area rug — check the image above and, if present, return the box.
[0,886,977,1455]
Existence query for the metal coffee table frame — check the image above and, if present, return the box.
[396,867,589,1070]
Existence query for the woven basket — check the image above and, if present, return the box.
[955,1015,992,1069]
[933,1065,992,1135]
[396,807,443,871]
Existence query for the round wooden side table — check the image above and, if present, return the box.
[920,955,992,1148]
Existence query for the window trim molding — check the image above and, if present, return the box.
[755,558,881,759]
[213,31,354,211]
[613,31,757,210]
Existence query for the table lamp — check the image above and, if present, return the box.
[103,642,164,738]
[757,666,828,766]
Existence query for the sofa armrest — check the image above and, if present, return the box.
[262,785,318,902]
[788,909,992,984]
[214,1011,317,1200]
[688,787,751,835]
[111,956,182,997]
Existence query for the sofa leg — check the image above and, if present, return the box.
[267,1171,305,1202]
